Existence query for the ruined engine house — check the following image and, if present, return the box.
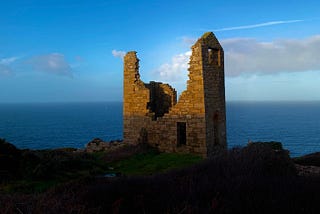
[123,32,226,157]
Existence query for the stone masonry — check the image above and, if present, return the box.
[123,32,226,157]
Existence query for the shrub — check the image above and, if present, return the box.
[293,152,320,166]
[0,139,21,181]
[0,138,20,157]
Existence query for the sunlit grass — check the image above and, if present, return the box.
[109,151,203,176]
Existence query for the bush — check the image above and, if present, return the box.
[248,141,283,150]
[293,152,320,166]
[0,139,21,181]
[0,138,20,156]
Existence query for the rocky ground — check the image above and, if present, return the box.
[295,164,320,177]
[85,138,124,153]
[293,152,320,177]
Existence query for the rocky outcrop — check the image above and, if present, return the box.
[294,152,320,177]
[85,138,124,153]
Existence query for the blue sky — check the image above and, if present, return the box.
[1,0,320,102]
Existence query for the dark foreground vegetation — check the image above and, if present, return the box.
[1,139,320,213]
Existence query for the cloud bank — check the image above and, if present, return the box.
[29,53,73,77]
[222,35,320,76]
[154,35,320,80]
[112,50,126,59]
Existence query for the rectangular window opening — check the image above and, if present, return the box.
[208,48,213,64]
[208,48,221,67]
[177,122,186,146]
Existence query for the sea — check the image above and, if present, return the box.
[0,101,320,157]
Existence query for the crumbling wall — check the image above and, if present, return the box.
[123,32,227,157]
[123,51,150,144]
[150,38,208,155]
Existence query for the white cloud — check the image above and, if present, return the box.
[154,51,191,82]
[74,56,85,62]
[0,57,19,65]
[155,35,320,80]
[181,36,197,45]
[214,19,304,31]
[0,56,18,77]
[0,64,13,77]
[222,35,320,76]
[29,53,73,77]
[112,50,126,59]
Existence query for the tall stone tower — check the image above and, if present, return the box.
[198,32,227,155]
[123,32,226,157]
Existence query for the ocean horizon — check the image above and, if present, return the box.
[1,101,320,157]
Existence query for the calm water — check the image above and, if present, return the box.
[0,101,320,157]
[0,102,123,149]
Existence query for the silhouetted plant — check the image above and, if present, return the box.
[293,152,320,166]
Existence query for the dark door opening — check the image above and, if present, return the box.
[177,122,186,146]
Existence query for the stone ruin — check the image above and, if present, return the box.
[123,32,226,157]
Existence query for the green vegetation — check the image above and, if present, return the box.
[0,139,202,193]
[0,147,108,193]
[109,151,202,176]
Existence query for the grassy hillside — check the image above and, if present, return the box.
[0,139,202,193]
[1,139,320,213]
